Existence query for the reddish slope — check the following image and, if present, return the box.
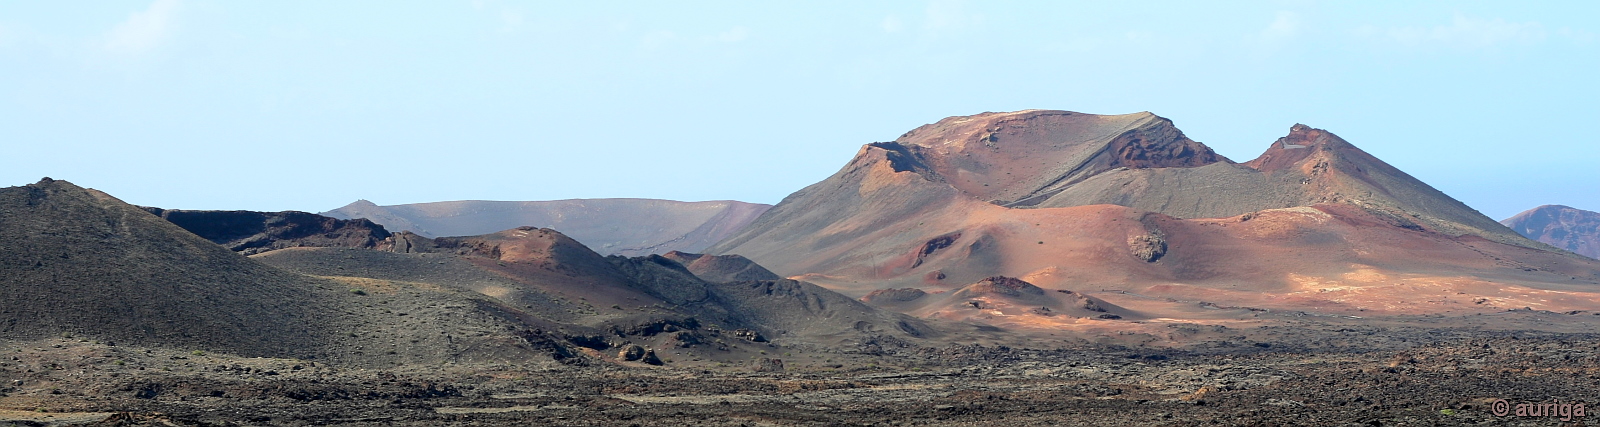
[708,110,1600,325]
[1502,205,1600,259]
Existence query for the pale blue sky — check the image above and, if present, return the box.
[2,1,1595,220]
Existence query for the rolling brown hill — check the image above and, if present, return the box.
[1503,205,1600,259]
[322,198,770,256]
[0,179,572,366]
[0,178,935,371]
[708,110,1600,328]
[254,226,937,354]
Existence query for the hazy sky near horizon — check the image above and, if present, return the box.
[2,1,1595,220]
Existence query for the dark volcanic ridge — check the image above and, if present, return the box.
[1503,204,1600,259]
[142,207,393,255]
[322,198,772,256]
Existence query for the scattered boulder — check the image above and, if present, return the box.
[731,328,767,342]
[618,345,646,362]
[1128,233,1166,262]
[641,349,664,366]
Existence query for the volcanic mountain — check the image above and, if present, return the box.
[0,179,579,365]
[709,110,1600,324]
[323,198,771,256]
[1503,205,1600,259]
[1,178,930,371]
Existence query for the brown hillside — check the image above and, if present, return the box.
[1503,205,1600,259]
[708,111,1600,328]
[0,179,566,366]
[255,225,935,354]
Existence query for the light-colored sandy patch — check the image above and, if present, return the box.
[434,405,574,414]
[609,393,766,405]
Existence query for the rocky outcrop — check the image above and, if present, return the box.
[963,276,1045,297]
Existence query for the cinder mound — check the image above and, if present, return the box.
[1503,205,1600,259]
[0,179,332,357]
[143,207,392,255]
[863,276,1135,327]
[659,251,783,283]
[324,198,771,256]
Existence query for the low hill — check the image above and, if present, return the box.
[863,276,1136,330]
[1503,205,1600,259]
[255,225,936,360]
[0,179,565,366]
[323,198,770,256]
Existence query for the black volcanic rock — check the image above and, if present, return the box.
[1503,205,1600,259]
[142,208,392,255]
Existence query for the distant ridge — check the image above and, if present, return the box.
[324,198,770,256]
[1503,205,1600,259]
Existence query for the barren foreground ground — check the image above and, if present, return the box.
[4,313,1598,426]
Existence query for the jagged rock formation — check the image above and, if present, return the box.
[322,198,771,256]
[142,207,392,255]
[1503,205,1600,259]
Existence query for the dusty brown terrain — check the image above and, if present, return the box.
[1504,205,1600,259]
[5,110,1600,425]
[323,198,771,256]
[5,313,1600,426]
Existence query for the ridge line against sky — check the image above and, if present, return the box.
[1,1,1595,219]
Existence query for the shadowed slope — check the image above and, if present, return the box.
[0,179,572,366]
[323,198,770,256]
[0,179,331,357]
[1503,205,1600,259]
